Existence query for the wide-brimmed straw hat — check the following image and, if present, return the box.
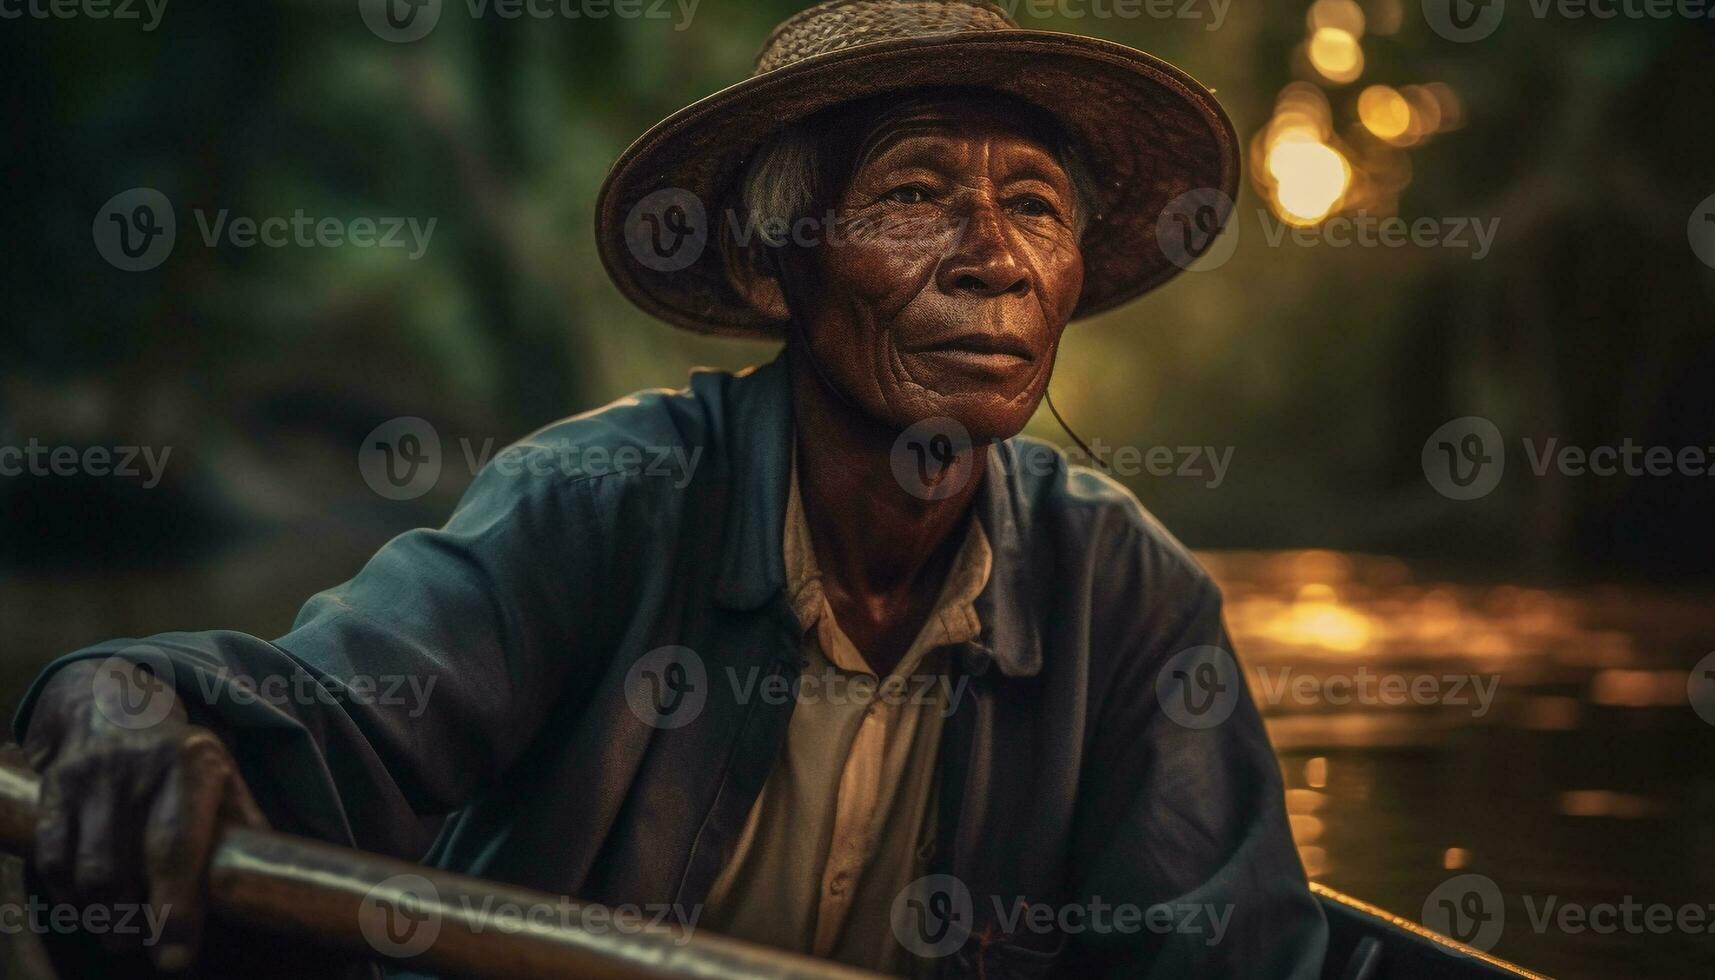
[596,0,1239,340]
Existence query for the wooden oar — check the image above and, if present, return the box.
[0,756,885,979]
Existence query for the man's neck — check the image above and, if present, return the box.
[787,346,986,675]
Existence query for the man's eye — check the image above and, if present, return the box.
[883,185,929,205]
[1013,196,1058,217]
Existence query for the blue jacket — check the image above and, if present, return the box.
[16,356,1326,978]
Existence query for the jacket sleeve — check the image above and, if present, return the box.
[1068,556,1328,979]
[11,459,618,859]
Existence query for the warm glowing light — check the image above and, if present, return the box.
[1298,845,1329,877]
[1358,85,1413,142]
[1307,0,1365,36]
[1589,669,1685,706]
[1308,28,1364,84]
[1304,756,1328,789]
[1559,790,1661,819]
[1265,137,1352,225]
[1443,847,1469,869]
[1289,814,1326,844]
[1399,84,1444,140]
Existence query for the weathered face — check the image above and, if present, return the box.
[791,102,1086,443]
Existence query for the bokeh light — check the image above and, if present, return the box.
[1308,28,1364,85]
[1358,85,1412,142]
[1265,137,1353,225]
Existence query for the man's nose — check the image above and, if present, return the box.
[936,202,1030,298]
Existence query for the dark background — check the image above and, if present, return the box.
[2,1,1713,976]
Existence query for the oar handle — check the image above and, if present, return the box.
[0,754,884,980]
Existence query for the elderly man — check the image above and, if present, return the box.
[15,1,1326,977]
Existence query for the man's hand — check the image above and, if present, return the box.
[20,657,267,973]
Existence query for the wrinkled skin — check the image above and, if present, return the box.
[22,95,1088,969]
[22,658,266,972]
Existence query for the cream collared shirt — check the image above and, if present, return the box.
[701,458,992,975]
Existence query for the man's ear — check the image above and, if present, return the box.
[720,225,792,323]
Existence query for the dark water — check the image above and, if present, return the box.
[1202,550,1715,980]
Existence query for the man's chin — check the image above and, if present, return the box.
[900,392,1041,446]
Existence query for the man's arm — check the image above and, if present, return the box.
[1068,564,1328,979]
[13,457,618,968]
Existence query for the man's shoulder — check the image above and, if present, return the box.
[456,367,748,517]
[1004,434,1218,597]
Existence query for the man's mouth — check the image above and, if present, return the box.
[908,332,1035,368]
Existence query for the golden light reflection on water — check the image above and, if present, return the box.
[1202,549,1713,910]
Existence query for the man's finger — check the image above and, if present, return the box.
[140,749,227,973]
[32,764,82,909]
[71,771,144,952]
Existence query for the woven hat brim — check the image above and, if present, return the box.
[596,30,1240,340]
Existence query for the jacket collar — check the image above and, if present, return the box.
[712,355,1043,678]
